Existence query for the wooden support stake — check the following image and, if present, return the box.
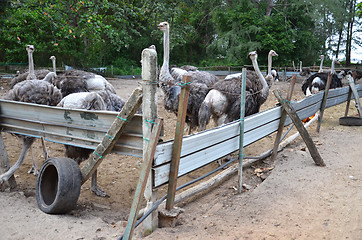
[80,88,143,184]
[274,89,326,166]
[344,87,352,117]
[166,74,191,211]
[0,133,17,190]
[347,73,362,117]
[270,74,297,161]
[316,73,332,133]
[238,68,247,194]
[123,118,163,240]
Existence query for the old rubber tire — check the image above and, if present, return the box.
[36,157,81,214]
[339,116,362,126]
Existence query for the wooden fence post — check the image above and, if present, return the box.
[140,47,159,235]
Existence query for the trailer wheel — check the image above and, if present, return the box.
[339,116,362,126]
[36,157,81,214]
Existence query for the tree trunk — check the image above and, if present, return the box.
[265,0,274,17]
[346,0,356,66]
[335,27,344,59]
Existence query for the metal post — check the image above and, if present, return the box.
[238,68,247,194]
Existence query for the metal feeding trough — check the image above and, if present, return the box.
[339,116,362,126]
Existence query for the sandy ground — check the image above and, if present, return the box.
[0,75,361,240]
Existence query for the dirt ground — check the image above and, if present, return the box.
[0,75,361,240]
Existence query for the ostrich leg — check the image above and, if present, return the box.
[0,137,35,183]
[91,170,110,197]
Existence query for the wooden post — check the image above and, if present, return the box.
[123,119,163,240]
[274,89,326,166]
[80,87,143,183]
[140,47,159,235]
[166,74,191,210]
[316,73,332,133]
[238,68,247,194]
[0,133,17,190]
[270,74,297,161]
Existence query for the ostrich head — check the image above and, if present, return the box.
[269,50,278,58]
[158,21,169,32]
[26,45,34,53]
[49,56,56,61]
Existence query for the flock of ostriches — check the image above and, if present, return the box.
[0,21,347,197]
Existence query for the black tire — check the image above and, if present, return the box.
[36,157,81,214]
[339,116,362,126]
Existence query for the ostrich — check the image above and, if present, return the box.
[302,57,342,96]
[225,50,279,83]
[0,45,62,183]
[198,51,272,131]
[0,80,62,183]
[158,21,218,133]
[55,69,116,96]
[9,45,51,88]
[57,90,127,197]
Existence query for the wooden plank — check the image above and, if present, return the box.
[274,89,325,166]
[123,119,163,240]
[80,88,143,183]
[166,74,191,210]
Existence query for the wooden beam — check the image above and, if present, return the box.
[271,74,297,161]
[80,88,143,183]
[273,89,325,166]
[123,118,163,240]
[166,74,191,210]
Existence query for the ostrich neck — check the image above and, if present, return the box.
[299,61,302,72]
[160,28,170,77]
[331,59,335,74]
[268,54,272,75]
[52,59,57,74]
[251,57,269,96]
[27,51,36,80]
[319,58,324,71]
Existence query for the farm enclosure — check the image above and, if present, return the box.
[0,71,361,239]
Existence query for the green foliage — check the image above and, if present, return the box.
[0,0,360,70]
